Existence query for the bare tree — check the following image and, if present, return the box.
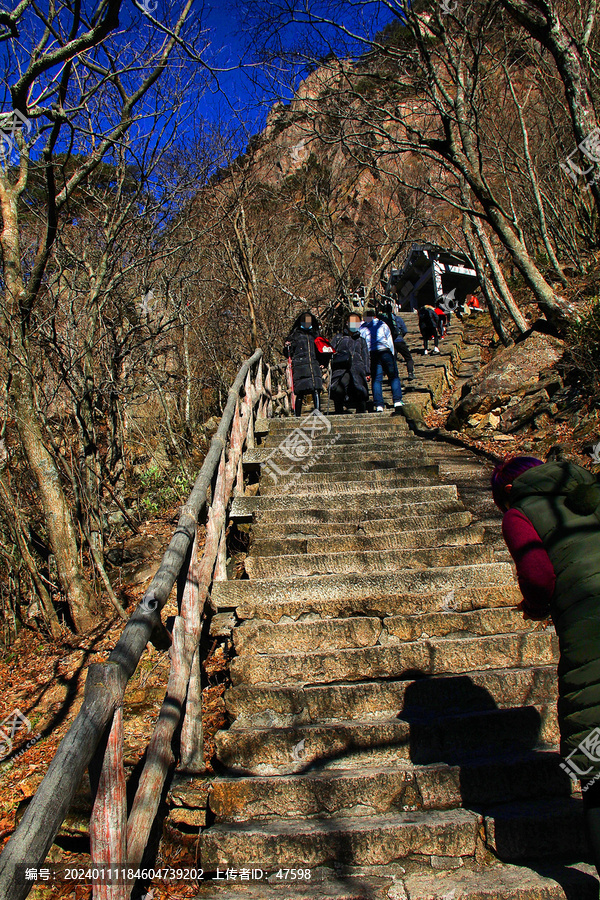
[0,0,213,631]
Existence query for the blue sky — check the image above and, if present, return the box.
[198,1,398,137]
[0,0,399,178]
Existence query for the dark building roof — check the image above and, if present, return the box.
[386,242,479,311]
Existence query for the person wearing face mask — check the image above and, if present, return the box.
[329,311,371,415]
[377,300,415,381]
[284,310,323,417]
[359,307,404,414]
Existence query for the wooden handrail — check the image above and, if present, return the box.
[0,348,277,900]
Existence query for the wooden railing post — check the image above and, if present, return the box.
[126,617,196,871]
[90,703,127,900]
[244,370,255,450]
[179,530,204,773]
[214,526,227,582]
[265,366,274,418]
[256,357,264,406]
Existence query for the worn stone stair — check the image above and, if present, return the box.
[164,318,597,899]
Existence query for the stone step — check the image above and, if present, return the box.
[188,862,599,900]
[262,431,420,447]
[259,470,444,497]
[233,484,459,516]
[211,564,518,620]
[231,609,546,656]
[250,510,474,539]
[244,450,432,472]
[259,465,440,493]
[484,797,589,861]
[283,455,434,473]
[267,416,412,434]
[226,667,558,727]
[401,863,598,900]
[245,543,495,580]
[214,706,558,776]
[251,523,485,556]
[247,500,469,527]
[383,607,548,643]
[256,452,434,481]
[233,616,384,655]
[198,808,483,869]
[230,632,558,687]
[174,752,573,825]
[264,431,415,450]
[258,441,429,463]
[190,871,390,900]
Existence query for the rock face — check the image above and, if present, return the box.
[446,331,565,433]
[164,320,597,899]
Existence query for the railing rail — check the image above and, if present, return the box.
[0,349,277,900]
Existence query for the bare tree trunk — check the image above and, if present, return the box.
[505,67,567,284]
[180,310,193,434]
[147,371,187,470]
[471,219,529,332]
[0,168,97,633]
[0,472,61,638]
[233,208,260,350]
[483,198,578,330]
[500,0,600,220]
[463,215,513,346]
[107,360,125,492]
[10,375,99,632]
[77,374,104,557]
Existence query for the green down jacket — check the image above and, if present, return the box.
[508,460,600,775]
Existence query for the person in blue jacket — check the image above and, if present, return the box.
[378,301,415,381]
[359,307,404,414]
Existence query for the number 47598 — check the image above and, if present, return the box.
[275,869,311,880]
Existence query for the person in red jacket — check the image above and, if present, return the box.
[491,454,600,881]
[491,456,553,619]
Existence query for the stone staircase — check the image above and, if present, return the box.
[166,317,598,899]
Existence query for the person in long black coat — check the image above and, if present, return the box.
[418,304,442,354]
[284,310,323,417]
[330,311,370,414]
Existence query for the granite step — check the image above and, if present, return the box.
[267,416,412,434]
[172,752,573,825]
[259,465,440,493]
[230,609,546,656]
[243,450,433,472]
[260,436,425,453]
[250,523,485,556]
[244,544,495,580]
[214,707,558,776]
[250,510,474,538]
[198,808,483,869]
[211,564,519,619]
[229,632,558,687]
[231,485,460,518]
[189,863,598,900]
[226,667,559,726]
[259,470,444,497]
[245,500,469,526]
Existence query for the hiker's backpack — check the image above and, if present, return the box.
[395,315,408,339]
[380,309,399,342]
[314,336,335,365]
